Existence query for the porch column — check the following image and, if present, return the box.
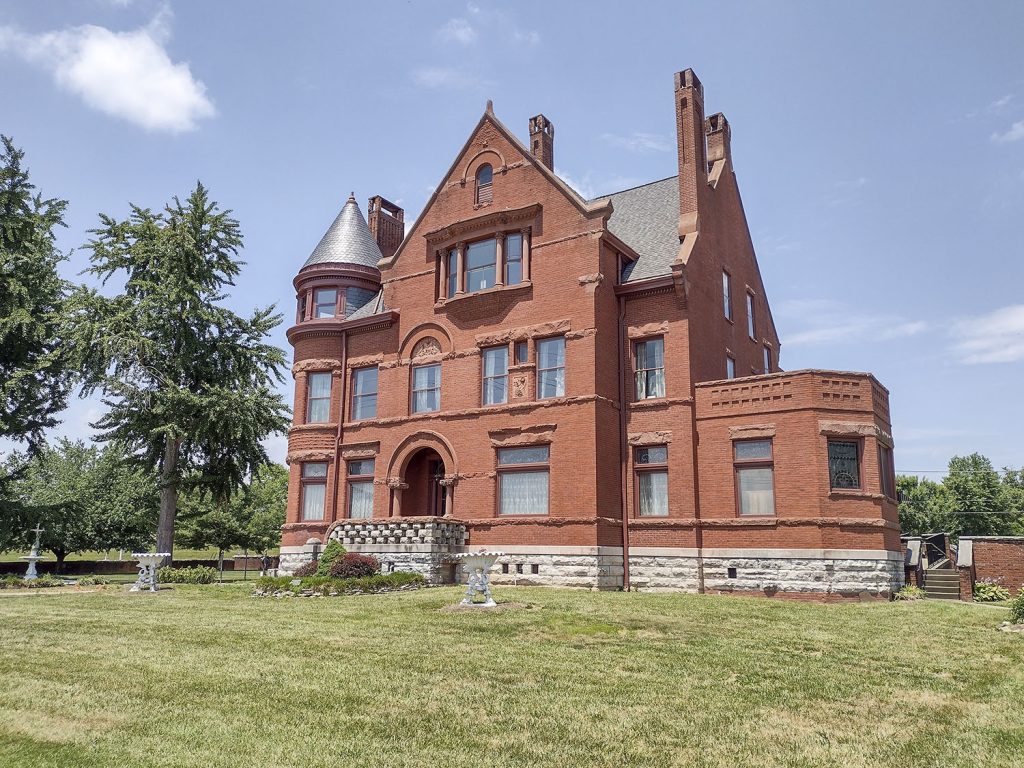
[439,475,458,517]
[387,478,408,517]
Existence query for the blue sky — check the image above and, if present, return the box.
[1,1,1022,476]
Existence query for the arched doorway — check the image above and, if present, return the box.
[401,448,447,517]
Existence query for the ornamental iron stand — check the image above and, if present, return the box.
[130,553,170,593]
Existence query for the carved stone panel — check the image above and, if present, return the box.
[412,337,441,358]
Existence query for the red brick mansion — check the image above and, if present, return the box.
[279,69,903,598]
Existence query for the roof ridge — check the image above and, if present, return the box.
[589,175,678,202]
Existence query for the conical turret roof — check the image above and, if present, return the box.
[303,195,383,269]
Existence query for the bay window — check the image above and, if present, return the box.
[482,346,509,405]
[300,463,328,521]
[351,366,378,420]
[537,336,565,398]
[498,445,549,515]
[734,440,775,516]
[347,459,374,519]
[635,338,666,399]
[306,372,331,423]
[412,363,441,413]
[635,445,669,517]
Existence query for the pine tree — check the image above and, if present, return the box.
[0,136,74,450]
[71,183,290,562]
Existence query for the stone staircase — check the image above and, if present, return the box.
[924,567,960,600]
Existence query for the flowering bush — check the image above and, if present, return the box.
[328,552,380,579]
[973,578,1010,603]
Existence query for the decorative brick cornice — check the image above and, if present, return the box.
[424,203,541,246]
[627,321,669,339]
[489,423,557,447]
[292,358,343,375]
[285,449,334,464]
[819,420,893,446]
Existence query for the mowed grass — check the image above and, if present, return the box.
[0,587,1021,768]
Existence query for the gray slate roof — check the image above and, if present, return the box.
[593,176,680,282]
[346,288,387,320]
[303,195,383,269]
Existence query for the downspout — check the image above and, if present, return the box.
[617,293,631,591]
[331,331,348,528]
[690,391,706,594]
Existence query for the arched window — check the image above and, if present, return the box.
[475,164,493,204]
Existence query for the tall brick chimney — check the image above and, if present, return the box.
[705,112,732,170]
[674,69,706,235]
[367,195,404,260]
[529,114,554,170]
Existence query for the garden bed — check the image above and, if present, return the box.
[252,571,425,597]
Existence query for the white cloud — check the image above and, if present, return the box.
[992,120,1024,144]
[437,18,477,45]
[0,9,215,133]
[512,29,541,45]
[777,299,927,347]
[950,304,1024,364]
[601,132,672,154]
[412,66,484,91]
[555,168,595,200]
[989,94,1013,112]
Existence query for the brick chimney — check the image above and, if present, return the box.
[705,112,732,170]
[529,114,554,170]
[674,69,706,236]
[367,195,404,260]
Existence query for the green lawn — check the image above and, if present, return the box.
[0,586,1021,768]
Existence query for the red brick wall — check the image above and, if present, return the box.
[973,540,1024,593]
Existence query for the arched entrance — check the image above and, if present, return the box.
[402,448,447,517]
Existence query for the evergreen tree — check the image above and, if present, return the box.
[0,136,74,450]
[70,184,290,562]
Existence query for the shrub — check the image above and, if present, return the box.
[315,540,347,577]
[1010,589,1024,624]
[292,561,319,578]
[252,571,423,597]
[0,574,64,589]
[76,576,109,586]
[894,585,926,601]
[157,565,217,584]
[974,578,1010,603]
[328,552,380,579]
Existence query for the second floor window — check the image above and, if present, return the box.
[314,288,337,318]
[465,239,497,292]
[722,271,732,321]
[447,248,458,297]
[878,444,896,499]
[505,233,523,285]
[537,336,565,398]
[726,355,736,379]
[763,345,772,374]
[412,363,441,413]
[351,366,378,420]
[482,346,509,405]
[306,372,331,423]
[635,338,665,399]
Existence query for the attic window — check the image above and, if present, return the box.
[475,164,493,205]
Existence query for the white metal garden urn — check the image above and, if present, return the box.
[130,553,170,593]
[452,550,504,607]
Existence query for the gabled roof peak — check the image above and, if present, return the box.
[303,195,383,270]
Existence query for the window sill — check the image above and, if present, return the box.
[436,280,532,309]
[629,396,692,410]
[828,489,885,501]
